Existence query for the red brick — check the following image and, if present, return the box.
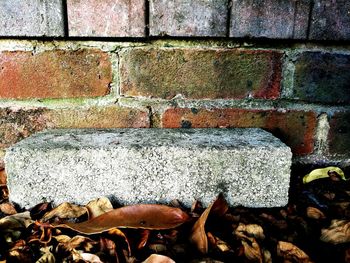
[328,111,350,156]
[0,106,150,149]
[120,48,282,99]
[0,49,112,99]
[162,108,316,155]
[67,0,145,37]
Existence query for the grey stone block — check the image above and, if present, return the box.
[150,0,228,37]
[0,0,64,37]
[230,0,310,39]
[5,128,292,208]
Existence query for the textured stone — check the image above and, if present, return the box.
[293,52,350,104]
[67,0,145,37]
[310,0,350,40]
[230,0,310,39]
[0,50,112,99]
[120,48,282,99]
[5,128,292,208]
[328,111,350,156]
[0,106,150,150]
[0,0,64,37]
[162,108,317,155]
[150,0,228,37]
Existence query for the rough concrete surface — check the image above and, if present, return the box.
[0,0,64,37]
[5,128,292,208]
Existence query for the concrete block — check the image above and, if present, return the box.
[0,0,64,37]
[5,128,292,208]
[150,0,228,37]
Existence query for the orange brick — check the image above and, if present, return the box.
[162,108,317,155]
[0,49,112,99]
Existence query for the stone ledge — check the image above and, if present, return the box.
[5,128,292,208]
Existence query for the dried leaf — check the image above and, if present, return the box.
[190,195,228,254]
[41,202,87,222]
[0,168,6,185]
[138,229,151,249]
[241,238,263,263]
[86,197,113,219]
[262,248,272,263]
[0,202,17,215]
[303,166,347,184]
[36,247,56,263]
[108,228,131,255]
[320,220,350,244]
[30,202,52,220]
[207,232,231,252]
[0,211,33,231]
[99,237,119,262]
[277,241,313,263]
[58,204,189,234]
[306,207,326,220]
[235,223,265,240]
[143,254,175,263]
[79,253,103,263]
[53,235,71,243]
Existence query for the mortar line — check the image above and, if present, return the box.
[62,0,69,37]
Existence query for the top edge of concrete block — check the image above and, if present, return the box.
[7,128,291,151]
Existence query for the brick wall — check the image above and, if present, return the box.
[0,0,349,170]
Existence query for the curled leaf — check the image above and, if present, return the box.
[41,202,87,222]
[86,197,113,219]
[242,238,263,263]
[277,241,313,263]
[321,220,350,245]
[143,254,175,263]
[306,207,326,220]
[0,168,6,185]
[58,204,189,234]
[0,211,33,231]
[303,167,347,184]
[235,223,265,240]
[0,202,17,215]
[189,195,228,254]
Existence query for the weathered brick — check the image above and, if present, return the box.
[230,0,310,39]
[310,0,350,40]
[293,52,350,104]
[328,111,350,155]
[67,0,145,37]
[162,108,317,155]
[150,0,228,37]
[120,48,282,99]
[0,50,112,99]
[0,0,64,37]
[0,106,150,149]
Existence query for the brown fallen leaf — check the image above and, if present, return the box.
[74,252,103,263]
[277,241,313,263]
[0,211,33,231]
[138,229,151,249]
[189,195,228,254]
[29,202,52,220]
[207,232,231,252]
[99,237,119,263]
[241,238,263,263]
[41,202,88,222]
[86,197,113,219]
[235,223,265,240]
[262,248,272,263]
[143,254,175,263]
[306,207,326,220]
[57,204,189,234]
[0,168,6,185]
[36,246,56,263]
[0,202,17,215]
[108,228,131,255]
[320,220,350,245]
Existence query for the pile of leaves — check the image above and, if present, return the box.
[0,166,349,262]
